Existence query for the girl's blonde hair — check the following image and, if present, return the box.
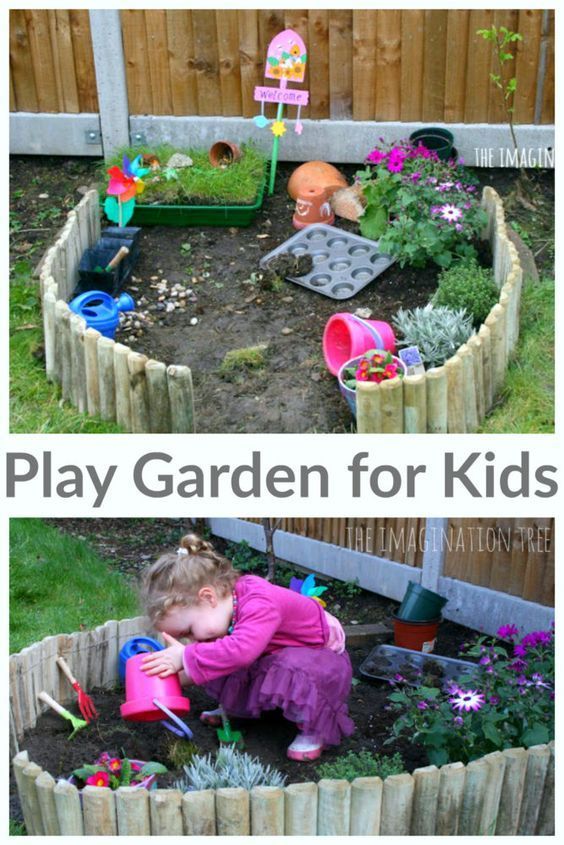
[142,533,239,623]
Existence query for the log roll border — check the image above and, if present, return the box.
[357,186,524,433]
[10,618,554,836]
[39,190,195,433]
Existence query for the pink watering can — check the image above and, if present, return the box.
[120,653,192,738]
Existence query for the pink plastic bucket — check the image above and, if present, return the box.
[120,653,190,723]
[323,313,396,376]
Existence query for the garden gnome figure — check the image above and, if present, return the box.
[293,186,334,229]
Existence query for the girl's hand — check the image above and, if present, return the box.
[141,633,186,678]
[324,611,346,654]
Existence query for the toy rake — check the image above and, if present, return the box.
[56,656,98,723]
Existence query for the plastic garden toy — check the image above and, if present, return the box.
[56,656,98,723]
[118,636,164,682]
[120,653,193,739]
[253,29,309,194]
[216,706,244,749]
[69,290,135,339]
[289,573,328,607]
[38,691,88,740]
[105,155,151,227]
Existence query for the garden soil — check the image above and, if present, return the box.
[10,157,553,433]
[11,519,480,819]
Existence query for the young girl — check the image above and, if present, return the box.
[141,534,355,761]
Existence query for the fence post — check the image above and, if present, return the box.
[89,10,130,158]
[420,518,448,592]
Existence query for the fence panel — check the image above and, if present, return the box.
[10,10,554,124]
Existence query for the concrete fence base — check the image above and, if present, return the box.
[39,191,195,433]
[11,618,554,836]
[357,187,524,432]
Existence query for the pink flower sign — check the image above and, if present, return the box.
[264,29,307,83]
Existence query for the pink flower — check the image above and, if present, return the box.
[417,701,428,710]
[86,771,110,788]
[522,630,552,649]
[449,688,485,713]
[531,673,551,689]
[410,171,421,182]
[366,149,387,164]
[489,695,500,705]
[455,223,463,232]
[514,643,527,657]
[108,758,122,773]
[453,716,464,727]
[439,204,463,223]
[387,156,405,173]
[130,761,142,772]
[497,624,519,640]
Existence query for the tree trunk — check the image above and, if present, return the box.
[262,518,282,581]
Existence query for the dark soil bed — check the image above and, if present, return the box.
[11,616,475,822]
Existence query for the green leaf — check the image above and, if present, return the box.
[72,765,104,780]
[521,723,550,747]
[359,204,388,240]
[121,758,132,786]
[427,747,449,767]
[139,762,168,776]
[268,57,279,66]
[435,252,453,268]
[482,721,503,747]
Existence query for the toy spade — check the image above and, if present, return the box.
[38,691,88,740]
[216,707,244,749]
[94,245,130,273]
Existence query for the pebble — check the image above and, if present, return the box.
[281,327,293,335]
[282,296,293,303]
[355,307,373,319]
[190,317,198,326]
[38,192,49,199]
[350,620,360,625]
[166,302,175,313]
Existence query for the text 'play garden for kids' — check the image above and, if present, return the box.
[10,518,554,835]
[9,10,554,433]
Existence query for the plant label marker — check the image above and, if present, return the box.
[253,29,309,195]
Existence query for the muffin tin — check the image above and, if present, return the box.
[359,644,478,686]
[259,224,394,300]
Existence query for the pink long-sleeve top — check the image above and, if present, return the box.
[183,574,330,684]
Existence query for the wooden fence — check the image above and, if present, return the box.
[10,618,555,835]
[10,9,554,125]
[243,517,554,607]
[356,186,523,433]
[39,191,195,433]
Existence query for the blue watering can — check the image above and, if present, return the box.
[69,290,135,339]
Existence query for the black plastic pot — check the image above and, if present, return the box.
[410,127,455,161]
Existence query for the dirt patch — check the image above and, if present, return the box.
[12,157,553,434]
[10,617,476,822]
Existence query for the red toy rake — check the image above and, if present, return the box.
[56,656,98,723]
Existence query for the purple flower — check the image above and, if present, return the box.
[489,695,500,705]
[513,644,527,657]
[366,149,387,165]
[439,204,463,223]
[455,223,464,232]
[453,716,464,727]
[479,655,491,666]
[417,701,429,710]
[444,681,461,696]
[430,205,441,216]
[449,689,485,713]
[522,630,552,649]
[508,658,528,673]
[497,624,519,640]
[410,171,421,183]
[516,675,529,686]
[531,673,551,689]
[466,184,476,192]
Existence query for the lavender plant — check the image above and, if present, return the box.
[392,304,474,368]
[386,624,554,766]
[174,746,287,792]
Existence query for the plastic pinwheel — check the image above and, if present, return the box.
[105,155,151,227]
[289,573,328,607]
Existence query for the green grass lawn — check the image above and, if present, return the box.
[10,519,139,653]
[479,275,554,432]
[10,259,122,433]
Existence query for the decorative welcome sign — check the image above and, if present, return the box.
[253,29,309,194]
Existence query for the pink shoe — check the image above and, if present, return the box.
[287,733,325,761]
[200,708,224,727]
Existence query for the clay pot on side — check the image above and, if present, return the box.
[292,186,335,230]
[288,161,347,201]
[209,141,242,168]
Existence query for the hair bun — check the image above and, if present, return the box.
[179,533,214,556]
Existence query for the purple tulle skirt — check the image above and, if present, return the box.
[204,646,355,746]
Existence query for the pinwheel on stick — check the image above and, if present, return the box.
[104,154,150,227]
[289,573,328,607]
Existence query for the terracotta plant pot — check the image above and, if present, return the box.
[288,161,347,201]
[292,186,335,229]
[209,141,242,168]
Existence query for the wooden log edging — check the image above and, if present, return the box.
[10,618,555,836]
[39,190,195,432]
[357,186,525,432]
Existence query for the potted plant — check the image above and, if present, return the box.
[69,752,167,792]
[338,348,407,415]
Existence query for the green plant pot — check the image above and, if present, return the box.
[409,127,454,161]
[396,582,447,622]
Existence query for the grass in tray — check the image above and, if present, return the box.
[101,144,267,206]
[10,519,139,653]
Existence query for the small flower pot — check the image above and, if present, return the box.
[292,186,334,229]
[338,352,407,417]
[396,582,448,622]
[209,141,242,168]
[409,127,454,161]
[392,614,441,653]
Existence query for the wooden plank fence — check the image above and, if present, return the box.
[357,186,524,433]
[241,517,554,607]
[40,191,195,433]
[10,618,554,835]
[10,9,554,124]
